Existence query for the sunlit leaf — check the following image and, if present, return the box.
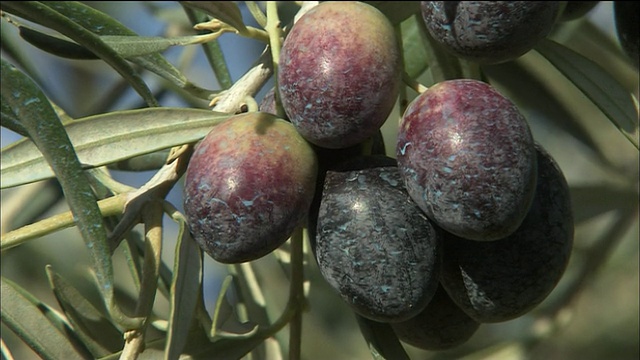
[0,1,158,106]
[46,266,124,358]
[535,38,639,148]
[18,25,98,59]
[1,107,231,189]
[19,23,216,62]
[2,1,215,101]
[40,1,212,96]
[99,34,218,58]
[180,1,248,32]
[0,277,92,360]
[165,211,203,360]
[0,59,141,329]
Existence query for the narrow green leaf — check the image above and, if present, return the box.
[355,315,410,360]
[3,2,217,100]
[482,59,613,168]
[535,38,639,148]
[1,337,15,360]
[165,211,204,360]
[570,185,639,223]
[18,25,98,59]
[181,6,233,90]
[99,34,218,59]
[400,14,428,79]
[0,277,91,360]
[1,107,231,189]
[1,179,63,233]
[415,13,464,83]
[1,98,28,137]
[46,266,124,358]
[365,1,421,25]
[0,17,44,85]
[106,149,172,172]
[0,59,141,329]
[41,1,213,97]
[0,1,158,107]
[180,1,248,32]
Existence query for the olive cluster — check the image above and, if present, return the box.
[183,1,580,351]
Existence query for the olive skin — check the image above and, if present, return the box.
[421,1,561,64]
[397,79,537,241]
[278,1,401,149]
[391,284,481,350]
[315,162,442,322]
[440,145,574,323]
[183,112,318,264]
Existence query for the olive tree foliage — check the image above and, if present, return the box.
[0,1,638,360]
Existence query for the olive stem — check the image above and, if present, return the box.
[402,71,429,94]
[246,1,268,28]
[119,202,163,360]
[288,227,305,360]
[265,1,287,119]
[0,193,128,252]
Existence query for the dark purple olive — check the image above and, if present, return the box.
[421,1,562,64]
[183,112,318,263]
[315,161,442,322]
[391,284,481,350]
[440,144,574,323]
[397,79,537,241]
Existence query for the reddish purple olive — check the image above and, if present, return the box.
[278,1,401,149]
[183,112,318,263]
[397,79,537,241]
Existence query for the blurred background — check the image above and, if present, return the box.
[1,1,638,359]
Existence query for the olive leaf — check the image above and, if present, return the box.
[570,184,639,223]
[18,25,98,59]
[164,210,204,360]
[1,107,231,189]
[366,1,421,25]
[2,1,216,101]
[1,99,28,137]
[1,58,141,329]
[1,277,93,360]
[0,1,158,107]
[180,1,248,33]
[414,13,464,83]
[18,25,224,60]
[535,38,639,149]
[481,59,613,168]
[46,266,124,358]
[401,14,429,79]
[99,34,218,58]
